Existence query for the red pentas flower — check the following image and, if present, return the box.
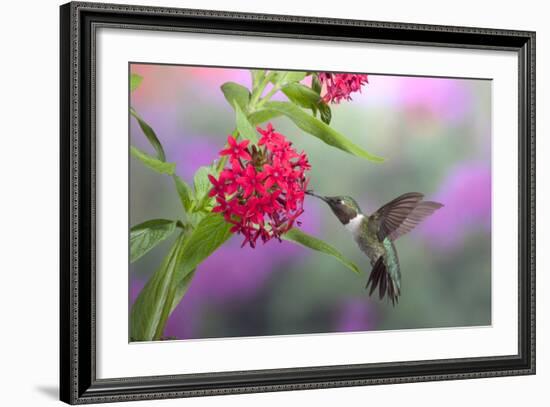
[318,73,369,104]
[220,135,252,161]
[209,123,310,248]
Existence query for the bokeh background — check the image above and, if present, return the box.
[129,63,492,340]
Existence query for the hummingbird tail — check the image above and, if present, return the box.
[366,257,400,306]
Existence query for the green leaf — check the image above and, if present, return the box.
[185,211,204,228]
[262,101,384,163]
[157,214,232,338]
[318,102,332,125]
[311,74,322,95]
[281,83,321,111]
[169,269,196,314]
[173,176,194,212]
[130,219,177,263]
[130,215,232,341]
[221,82,251,112]
[130,146,175,175]
[283,71,308,84]
[193,164,224,211]
[130,107,166,161]
[130,73,143,92]
[235,103,259,143]
[282,228,360,274]
[248,109,282,125]
[272,71,308,86]
[193,166,213,205]
[173,213,232,283]
[130,232,188,341]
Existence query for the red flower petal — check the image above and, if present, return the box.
[227,135,237,147]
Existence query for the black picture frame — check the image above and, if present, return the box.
[60,1,536,404]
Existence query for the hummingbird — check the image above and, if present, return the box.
[306,191,443,305]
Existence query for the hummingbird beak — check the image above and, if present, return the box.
[305,190,329,203]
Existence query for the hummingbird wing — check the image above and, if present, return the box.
[370,192,443,241]
[387,201,443,241]
[370,192,424,241]
[366,193,443,305]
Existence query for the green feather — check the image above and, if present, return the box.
[383,238,401,290]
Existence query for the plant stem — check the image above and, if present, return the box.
[249,71,274,110]
[176,220,191,231]
[255,84,281,109]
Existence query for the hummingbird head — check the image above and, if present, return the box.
[306,191,362,225]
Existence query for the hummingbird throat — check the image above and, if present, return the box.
[344,214,365,235]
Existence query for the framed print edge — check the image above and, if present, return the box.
[60,1,536,404]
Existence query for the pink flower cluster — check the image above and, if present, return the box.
[208,123,310,248]
[318,73,369,104]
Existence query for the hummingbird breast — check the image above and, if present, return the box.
[355,232,387,266]
[348,215,401,283]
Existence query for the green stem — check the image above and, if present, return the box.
[152,232,189,340]
[176,220,191,231]
[249,71,274,109]
[256,84,281,109]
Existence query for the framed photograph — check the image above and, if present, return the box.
[60,1,536,404]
